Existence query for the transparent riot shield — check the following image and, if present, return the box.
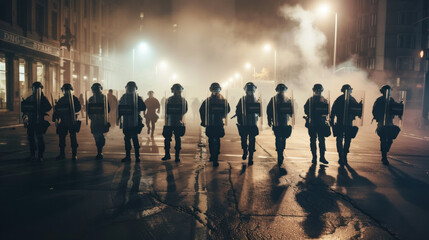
[165,90,187,127]
[118,92,139,128]
[239,90,262,127]
[205,89,229,126]
[392,90,406,127]
[85,90,109,126]
[20,89,42,126]
[348,89,365,127]
[307,91,330,127]
[272,90,294,127]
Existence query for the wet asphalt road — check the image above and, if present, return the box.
[0,119,429,240]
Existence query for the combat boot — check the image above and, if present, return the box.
[213,154,219,167]
[381,151,389,165]
[96,147,103,160]
[56,149,66,160]
[319,150,329,164]
[162,149,171,161]
[175,150,181,162]
[242,148,248,160]
[311,150,317,164]
[248,151,254,166]
[122,151,131,163]
[72,149,78,161]
[135,150,140,162]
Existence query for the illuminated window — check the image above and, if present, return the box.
[0,55,7,109]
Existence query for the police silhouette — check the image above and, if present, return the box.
[144,90,160,138]
[162,83,188,162]
[21,82,52,162]
[304,84,330,164]
[330,84,363,165]
[372,85,403,165]
[53,83,82,161]
[87,83,110,160]
[199,83,231,167]
[118,81,146,163]
[267,84,294,167]
[235,82,261,166]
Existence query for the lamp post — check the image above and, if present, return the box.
[318,3,338,74]
[263,44,277,82]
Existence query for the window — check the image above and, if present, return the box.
[36,1,45,37]
[19,59,29,97]
[17,0,29,31]
[397,12,416,25]
[0,0,13,23]
[52,11,58,40]
[92,0,97,20]
[396,57,414,71]
[0,55,7,109]
[397,35,416,48]
[369,37,376,48]
[36,62,45,86]
[370,14,377,27]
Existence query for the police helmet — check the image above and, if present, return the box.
[32,82,43,89]
[312,84,324,92]
[61,83,73,91]
[380,85,391,94]
[275,84,288,92]
[341,84,352,93]
[91,83,103,92]
[209,82,221,92]
[125,81,138,90]
[244,82,257,92]
[171,83,184,92]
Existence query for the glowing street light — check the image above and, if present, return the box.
[262,43,277,82]
[244,62,251,70]
[132,41,150,80]
[317,3,338,74]
[234,73,241,79]
[172,73,178,80]
[317,3,330,16]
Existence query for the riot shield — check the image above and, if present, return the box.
[392,90,406,127]
[85,90,109,126]
[272,90,294,127]
[118,92,139,128]
[307,91,330,127]
[239,94,262,126]
[21,89,42,125]
[205,89,229,126]
[165,90,187,127]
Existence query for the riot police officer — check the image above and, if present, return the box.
[267,84,293,167]
[53,83,81,161]
[304,84,330,164]
[118,81,146,163]
[162,83,188,162]
[199,83,231,167]
[330,84,362,165]
[21,82,52,162]
[87,83,110,160]
[235,82,261,166]
[372,85,403,165]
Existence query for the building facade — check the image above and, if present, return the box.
[337,0,428,108]
[0,0,119,126]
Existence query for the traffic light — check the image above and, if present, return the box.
[420,49,429,59]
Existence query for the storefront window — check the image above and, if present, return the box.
[0,56,6,109]
[19,59,29,97]
[36,62,45,86]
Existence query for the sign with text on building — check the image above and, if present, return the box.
[0,29,60,57]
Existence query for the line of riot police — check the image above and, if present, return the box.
[21,80,404,167]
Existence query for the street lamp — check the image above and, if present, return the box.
[263,44,277,82]
[132,42,150,80]
[244,62,256,81]
[155,60,168,82]
[317,3,338,74]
